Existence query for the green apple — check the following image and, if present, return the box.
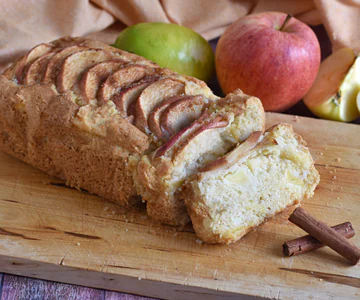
[113,22,214,82]
[303,48,360,122]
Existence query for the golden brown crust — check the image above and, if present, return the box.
[134,155,190,225]
[0,75,149,207]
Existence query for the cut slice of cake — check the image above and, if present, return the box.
[182,123,320,244]
[134,90,265,226]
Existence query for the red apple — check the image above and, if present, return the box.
[216,12,320,112]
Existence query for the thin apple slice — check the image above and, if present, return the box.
[357,91,360,113]
[43,38,123,85]
[42,45,88,84]
[56,49,116,102]
[3,43,53,83]
[78,60,126,104]
[160,95,205,137]
[16,43,53,83]
[23,52,57,85]
[148,96,184,138]
[134,78,185,133]
[112,78,159,118]
[199,131,263,172]
[97,64,152,106]
[172,115,230,165]
[79,38,159,68]
[154,117,205,158]
[50,37,158,67]
[303,48,360,122]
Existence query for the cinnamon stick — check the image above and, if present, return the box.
[283,222,355,256]
[288,207,360,265]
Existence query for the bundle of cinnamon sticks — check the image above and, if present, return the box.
[283,207,360,265]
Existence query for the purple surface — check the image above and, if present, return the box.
[0,274,154,300]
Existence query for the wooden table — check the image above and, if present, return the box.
[1,25,359,300]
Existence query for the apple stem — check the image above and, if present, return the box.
[279,14,293,32]
[332,91,341,106]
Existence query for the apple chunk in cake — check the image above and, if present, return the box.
[182,123,320,244]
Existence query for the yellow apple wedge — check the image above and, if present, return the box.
[303,48,360,122]
[357,91,360,113]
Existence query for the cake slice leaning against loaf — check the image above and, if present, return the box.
[181,123,320,244]
[133,90,265,226]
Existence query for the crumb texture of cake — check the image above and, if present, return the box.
[182,124,320,244]
[133,90,266,226]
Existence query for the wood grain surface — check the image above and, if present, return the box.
[0,112,359,300]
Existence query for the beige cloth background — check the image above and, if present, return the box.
[0,0,359,72]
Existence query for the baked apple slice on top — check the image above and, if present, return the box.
[97,64,155,106]
[49,36,158,67]
[3,43,54,84]
[153,110,209,158]
[148,95,206,139]
[56,48,117,103]
[42,39,131,85]
[133,74,214,135]
[160,95,206,138]
[78,59,127,104]
[182,124,320,244]
[42,45,88,84]
[112,77,159,120]
[134,78,185,133]
[148,95,185,138]
[134,90,266,226]
[23,52,58,85]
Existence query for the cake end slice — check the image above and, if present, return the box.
[182,123,320,244]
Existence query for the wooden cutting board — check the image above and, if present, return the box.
[0,112,359,300]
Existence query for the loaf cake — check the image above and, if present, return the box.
[0,37,319,243]
[182,124,320,244]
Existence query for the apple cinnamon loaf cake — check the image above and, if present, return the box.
[181,124,320,244]
[0,37,319,243]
